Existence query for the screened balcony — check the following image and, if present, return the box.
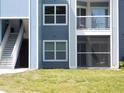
[77,0,110,30]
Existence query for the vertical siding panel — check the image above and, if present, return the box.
[119,0,124,60]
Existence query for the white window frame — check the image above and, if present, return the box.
[43,40,68,62]
[43,4,68,26]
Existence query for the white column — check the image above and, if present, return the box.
[111,0,119,69]
[29,0,39,69]
[69,0,77,69]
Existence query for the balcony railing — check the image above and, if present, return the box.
[77,16,110,30]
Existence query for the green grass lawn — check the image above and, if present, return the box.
[0,69,124,93]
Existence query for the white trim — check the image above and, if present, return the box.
[75,0,78,69]
[116,0,119,69]
[0,17,29,19]
[69,0,71,68]
[77,29,111,31]
[43,40,68,62]
[77,15,110,17]
[77,31,112,35]
[43,4,68,26]
[110,0,113,69]
[77,52,110,54]
[36,0,39,69]
[29,0,31,69]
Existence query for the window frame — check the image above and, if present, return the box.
[43,40,68,62]
[43,4,68,26]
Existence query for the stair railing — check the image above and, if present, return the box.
[0,25,11,60]
[11,24,24,66]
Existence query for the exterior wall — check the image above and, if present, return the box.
[40,0,69,68]
[0,0,29,17]
[38,0,42,68]
[0,0,119,69]
[119,0,124,60]
[30,0,38,69]
[112,0,119,68]
[69,0,77,68]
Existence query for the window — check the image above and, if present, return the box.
[43,4,67,25]
[43,40,68,61]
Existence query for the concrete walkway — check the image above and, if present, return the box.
[0,68,28,75]
[0,90,7,93]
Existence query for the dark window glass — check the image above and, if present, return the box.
[45,42,54,50]
[56,52,66,60]
[56,42,66,50]
[56,6,66,14]
[56,16,66,23]
[45,6,54,14]
[44,5,66,24]
[44,41,67,61]
[45,16,54,23]
[45,52,54,60]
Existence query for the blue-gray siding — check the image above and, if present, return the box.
[119,0,124,60]
[39,0,69,68]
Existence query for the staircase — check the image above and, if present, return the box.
[0,25,24,69]
[0,33,18,69]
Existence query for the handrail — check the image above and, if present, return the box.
[0,25,10,60]
[77,16,110,29]
[77,15,110,18]
[11,24,24,65]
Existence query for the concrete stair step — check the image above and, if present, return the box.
[2,54,11,57]
[0,62,13,65]
[1,57,12,59]
[0,33,19,69]
[2,50,12,52]
[2,52,12,55]
[0,65,14,69]
[4,47,14,49]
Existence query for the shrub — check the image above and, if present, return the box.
[120,61,124,69]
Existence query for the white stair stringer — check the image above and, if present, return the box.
[0,25,24,69]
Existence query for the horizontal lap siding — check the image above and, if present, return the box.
[119,0,124,60]
[40,0,69,68]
